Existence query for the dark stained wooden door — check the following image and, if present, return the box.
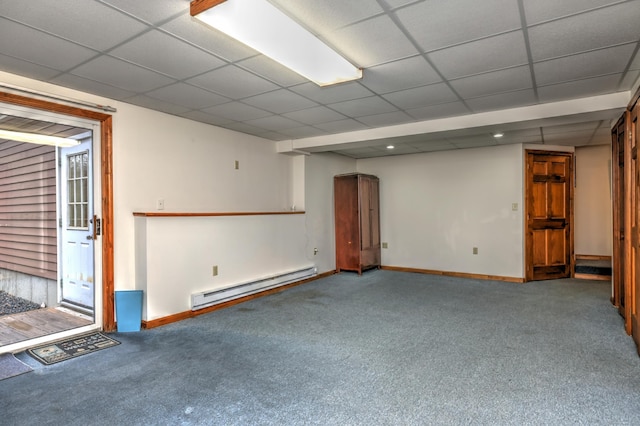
[612,113,629,319]
[526,151,573,281]
[631,99,640,349]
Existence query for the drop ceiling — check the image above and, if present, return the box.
[0,0,638,158]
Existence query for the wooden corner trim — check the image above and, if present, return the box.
[380,265,525,283]
[141,270,335,329]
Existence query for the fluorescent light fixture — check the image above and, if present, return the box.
[190,0,362,86]
[493,132,504,138]
[387,145,395,149]
[0,129,80,147]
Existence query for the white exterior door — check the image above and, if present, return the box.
[60,135,95,312]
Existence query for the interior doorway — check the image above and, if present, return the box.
[525,150,574,281]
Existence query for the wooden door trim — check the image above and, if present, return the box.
[0,91,115,332]
[612,113,628,308]
[524,149,575,282]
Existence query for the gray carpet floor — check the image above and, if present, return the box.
[1,270,639,425]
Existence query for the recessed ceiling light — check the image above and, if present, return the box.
[387,145,395,149]
[493,132,504,138]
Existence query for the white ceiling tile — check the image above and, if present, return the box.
[396,0,522,52]
[450,66,533,99]
[202,102,273,122]
[146,83,229,109]
[429,31,529,79]
[187,65,278,99]
[70,55,174,92]
[375,145,420,155]
[323,15,419,68]
[357,111,415,127]
[631,48,640,70]
[237,56,307,87]
[621,70,640,90]
[383,83,459,109]
[544,122,599,134]
[0,0,148,51]
[314,119,370,133]
[123,94,191,115]
[257,131,289,141]
[282,106,347,125]
[383,0,423,9]
[544,131,594,142]
[534,44,636,86]
[523,0,626,25]
[537,74,622,103]
[0,18,97,70]
[160,12,255,62]
[100,0,189,25]
[178,110,236,127]
[110,30,226,79]
[244,115,303,131]
[405,101,470,121]
[329,96,398,117]
[0,53,61,81]
[466,89,537,113]
[528,3,640,61]
[277,126,328,139]
[450,138,499,149]
[290,81,373,104]
[52,72,137,100]
[361,56,442,94]
[407,140,457,150]
[242,90,318,114]
[271,0,384,32]
[219,121,266,136]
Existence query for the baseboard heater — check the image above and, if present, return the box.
[191,265,317,311]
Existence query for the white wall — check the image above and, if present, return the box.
[575,145,612,256]
[135,214,310,320]
[112,102,294,292]
[357,144,525,278]
[304,152,357,273]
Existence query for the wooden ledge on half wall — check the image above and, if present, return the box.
[133,211,305,217]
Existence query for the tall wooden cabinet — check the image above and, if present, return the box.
[334,173,381,274]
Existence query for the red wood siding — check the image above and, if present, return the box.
[0,141,57,280]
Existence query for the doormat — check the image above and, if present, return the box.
[27,332,120,365]
[0,353,32,381]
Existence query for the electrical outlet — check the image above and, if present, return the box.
[157,199,165,210]
[234,160,239,170]
[212,265,218,276]
[473,247,478,255]
[512,203,518,211]
[382,242,388,249]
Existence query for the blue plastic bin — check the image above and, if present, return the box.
[115,290,143,332]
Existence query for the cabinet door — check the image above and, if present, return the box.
[335,175,360,271]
